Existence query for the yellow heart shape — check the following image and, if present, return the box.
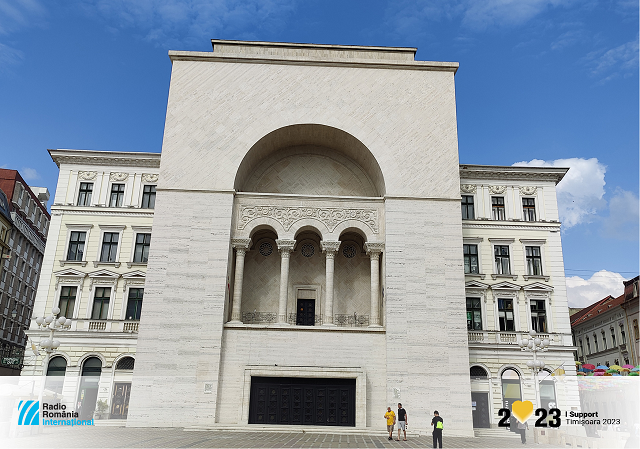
[511,400,534,424]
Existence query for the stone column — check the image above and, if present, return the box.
[365,242,384,327]
[321,241,341,325]
[276,240,296,324]
[229,238,251,323]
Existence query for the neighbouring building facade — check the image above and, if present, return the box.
[0,170,50,375]
[571,276,639,368]
[26,40,581,434]
[25,150,159,419]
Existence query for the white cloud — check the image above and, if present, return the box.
[80,0,298,47]
[512,158,606,228]
[566,270,626,308]
[601,188,639,241]
[583,36,639,83]
[21,167,40,180]
[0,0,45,35]
[0,42,23,73]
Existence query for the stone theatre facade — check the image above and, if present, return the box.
[126,40,475,434]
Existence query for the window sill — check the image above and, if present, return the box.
[491,274,518,280]
[126,262,148,268]
[59,260,87,267]
[523,275,550,281]
[465,273,486,280]
[93,261,121,268]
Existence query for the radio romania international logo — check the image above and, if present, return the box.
[18,400,39,426]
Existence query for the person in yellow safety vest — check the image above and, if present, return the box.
[431,410,443,448]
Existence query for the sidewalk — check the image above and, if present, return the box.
[7,426,559,448]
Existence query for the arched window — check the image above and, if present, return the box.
[45,356,67,394]
[470,366,488,378]
[115,357,135,370]
[81,357,102,376]
[501,368,522,417]
[78,357,102,420]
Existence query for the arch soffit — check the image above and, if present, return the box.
[234,124,386,196]
[238,217,378,242]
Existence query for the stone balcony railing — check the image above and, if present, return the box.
[240,311,370,327]
[71,320,140,333]
[468,330,555,345]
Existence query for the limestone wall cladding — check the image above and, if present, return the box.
[384,198,474,436]
[126,190,234,427]
[215,328,386,427]
[159,60,460,198]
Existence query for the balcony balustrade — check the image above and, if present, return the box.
[467,330,554,345]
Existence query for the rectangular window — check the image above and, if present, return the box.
[66,231,86,261]
[141,185,156,209]
[602,332,607,350]
[522,197,536,221]
[58,286,76,318]
[109,184,125,207]
[494,245,511,275]
[463,244,479,274]
[91,287,110,320]
[525,246,543,276]
[498,298,515,331]
[100,232,119,262]
[593,335,598,352]
[621,329,626,344]
[125,288,144,320]
[77,182,93,206]
[133,233,151,263]
[461,195,474,220]
[530,299,547,333]
[611,328,617,347]
[466,297,482,330]
[491,196,506,220]
[586,337,591,354]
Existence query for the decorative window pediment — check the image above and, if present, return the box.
[490,281,521,291]
[122,271,146,288]
[465,280,489,290]
[523,282,553,292]
[54,268,86,290]
[88,269,120,291]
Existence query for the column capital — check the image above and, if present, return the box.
[276,239,296,253]
[231,238,252,250]
[364,242,385,255]
[321,240,341,253]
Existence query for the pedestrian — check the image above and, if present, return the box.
[396,403,408,441]
[384,406,396,440]
[517,420,528,444]
[431,410,443,448]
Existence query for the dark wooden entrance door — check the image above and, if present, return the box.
[471,392,490,428]
[249,377,356,426]
[296,299,315,326]
[110,382,131,419]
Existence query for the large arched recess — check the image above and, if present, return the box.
[234,124,386,197]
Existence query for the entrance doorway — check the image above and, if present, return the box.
[501,368,521,433]
[471,392,490,428]
[296,298,315,326]
[110,382,131,419]
[249,377,356,426]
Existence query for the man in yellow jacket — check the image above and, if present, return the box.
[384,407,396,440]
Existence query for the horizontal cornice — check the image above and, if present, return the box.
[48,149,161,169]
[459,164,568,184]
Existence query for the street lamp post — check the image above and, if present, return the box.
[518,329,550,408]
[34,307,71,405]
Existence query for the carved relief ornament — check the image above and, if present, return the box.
[110,172,129,182]
[141,173,159,183]
[460,184,477,194]
[78,171,97,181]
[238,206,379,233]
[519,186,538,195]
[488,185,507,194]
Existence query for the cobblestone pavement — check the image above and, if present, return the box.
[8,427,560,448]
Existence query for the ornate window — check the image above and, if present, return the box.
[109,184,125,207]
[133,233,151,263]
[491,196,506,220]
[586,337,591,354]
[259,241,273,257]
[530,299,547,333]
[100,233,119,262]
[525,246,543,275]
[91,287,110,320]
[67,231,86,261]
[593,334,598,352]
[466,298,482,330]
[116,357,135,370]
[470,366,488,378]
[301,243,315,258]
[522,197,536,221]
[141,185,156,209]
[463,244,479,274]
[494,245,511,275]
[342,244,356,259]
[58,286,76,318]
[498,298,514,331]
[611,328,616,347]
[125,288,143,320]
[461,195,475,220]
[601,331,607,350]
[77,182,93,206]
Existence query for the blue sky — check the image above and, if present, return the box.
[0,0,637,307]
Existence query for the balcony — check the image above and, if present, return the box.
[237,311,371,328]
[468,330,555,345]
[54,319,141,333]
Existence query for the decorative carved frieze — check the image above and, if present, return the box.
[110,172,129,182]
[238,206,379,233]
[488,185,507,194]
[275,239,296,255]
[519,186,537,196]
[231,238,252,250]
[460,184,477,194]
[364,242,385,255]
[78,171,97,180]
[321,241,341,253]
[141,173,159,183]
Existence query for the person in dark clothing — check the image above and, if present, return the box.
[431,410,443,448]
[396,403,408,441]
[517,420,529,444]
